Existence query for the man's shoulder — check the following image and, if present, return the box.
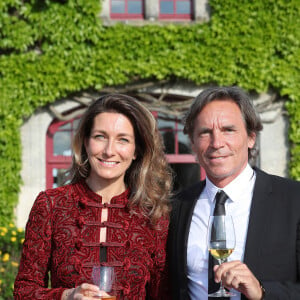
[172,181,205,203]
[256,167,299,183]
[255,167,300,191]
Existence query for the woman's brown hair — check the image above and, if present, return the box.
[69,94,173,224]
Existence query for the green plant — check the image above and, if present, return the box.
[0,224,24,299]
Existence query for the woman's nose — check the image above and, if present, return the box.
[103,140,115,156]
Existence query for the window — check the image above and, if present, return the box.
[159,0,192,20]
[156,113,202,192]
[46,109,203,192]
[46,117,80,188]
[101,0,209,23]
[110,0,144,19]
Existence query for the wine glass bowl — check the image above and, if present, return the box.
[91,266,117,300]
[207,215,236,297]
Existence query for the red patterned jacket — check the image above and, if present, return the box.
[14,180,170,299]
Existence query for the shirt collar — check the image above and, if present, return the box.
[206,164,255,204]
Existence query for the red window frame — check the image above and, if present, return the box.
[110,0,144,20]
[159,0,192,20]
[46,118,78,189]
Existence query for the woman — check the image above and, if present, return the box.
[14,94,173,299]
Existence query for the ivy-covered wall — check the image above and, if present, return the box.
[0,0,299,226]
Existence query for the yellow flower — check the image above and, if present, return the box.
[11,261,19,267]
[2,253,9,262]
[9,223,14,228]
[17,228,23,233]
[0,232,5,236]
[11,236,17,242]
[12,230,17,236]
[0,227,7,233]
[0,267,5,272]
[21,238,25,244]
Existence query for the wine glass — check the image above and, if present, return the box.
[92,266,117,300]
[207,215,236,297]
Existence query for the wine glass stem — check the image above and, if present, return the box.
[218,259,227,292]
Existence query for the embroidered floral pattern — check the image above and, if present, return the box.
[14,180,170,299]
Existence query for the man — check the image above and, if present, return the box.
[168,86,300,299]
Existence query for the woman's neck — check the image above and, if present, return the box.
[85,176,127,203]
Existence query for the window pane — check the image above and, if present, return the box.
[128,1,142,14]
[111,0,125,13]
[53,131,72,156]
[171,163,200,192]
[157,118,176,154]
[59,122,71,130]
[160,1,174,14]
[52,168,68,188]
[178,125,192,154]
[73,118,80,129]
[177,1,190,14]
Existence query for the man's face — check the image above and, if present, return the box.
[191,100,256,187]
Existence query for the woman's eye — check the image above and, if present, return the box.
[119,138,129,143]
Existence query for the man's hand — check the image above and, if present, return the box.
[214,260,263,300]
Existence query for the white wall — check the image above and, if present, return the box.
[260,113,289,177]
[16,100,80,228]
[17,109,51,228]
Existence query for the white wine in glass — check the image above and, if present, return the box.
[207,215,236,297]
[92,266,117,300]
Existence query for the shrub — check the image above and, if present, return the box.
[0,224,24,300]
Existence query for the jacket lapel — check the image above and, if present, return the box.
[180,183,205,274]
[171,181,205,295]
[243,168,273,274]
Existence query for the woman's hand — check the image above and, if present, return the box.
[62,283,110,299]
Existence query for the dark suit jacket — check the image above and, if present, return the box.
[168,168,300,299]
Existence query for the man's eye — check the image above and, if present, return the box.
[199,131,210,137]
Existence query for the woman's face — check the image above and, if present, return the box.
[85,112,136,187]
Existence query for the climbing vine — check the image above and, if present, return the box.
[0,0,299,225]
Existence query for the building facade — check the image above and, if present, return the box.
[15,1,290,227]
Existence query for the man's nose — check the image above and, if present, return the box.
[210,131,224,148]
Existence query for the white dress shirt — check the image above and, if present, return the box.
[187,164,256,300]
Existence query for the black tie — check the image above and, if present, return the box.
[208,190,228,299]
[213,191,228,216]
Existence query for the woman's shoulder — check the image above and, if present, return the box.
[36,181,85,205]
[42,181,78,195]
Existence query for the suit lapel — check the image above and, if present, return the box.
[176,182,206,276]
[243,168,273,274]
